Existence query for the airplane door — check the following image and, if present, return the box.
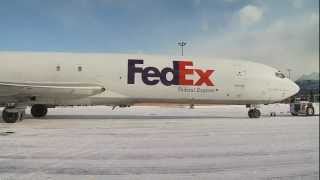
[233,64,247,99]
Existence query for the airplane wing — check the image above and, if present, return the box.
[0,82,106,99]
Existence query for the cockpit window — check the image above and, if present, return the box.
[275,72,286,79]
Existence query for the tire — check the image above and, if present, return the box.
[253,109,261,118]
[248,109,254,118]
[306,107,314,116]
[2,109,19,123]
[248,109,261,118]
[31,104,48,118]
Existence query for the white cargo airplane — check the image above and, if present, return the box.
[0,52,299,123]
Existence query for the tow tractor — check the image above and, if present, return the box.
[290,100,319,116]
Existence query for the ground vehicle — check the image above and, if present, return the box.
[290,101,319,116]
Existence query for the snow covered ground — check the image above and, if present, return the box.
[0,104,318,180]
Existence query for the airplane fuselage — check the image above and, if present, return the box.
[0,52,299,108]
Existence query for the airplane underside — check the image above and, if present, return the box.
[0,95,267,123]
[0,96,272,106]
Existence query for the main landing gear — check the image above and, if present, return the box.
[1,104,48,123]
[31,104,48,118]
[247,104,261,118]
[2,105,26,123]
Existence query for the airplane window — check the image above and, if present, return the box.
[275,72,285,79]
[56,66,61,71]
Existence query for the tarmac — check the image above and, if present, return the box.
[0,105,318,180]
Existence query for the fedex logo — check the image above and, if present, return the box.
[127,59,215,86]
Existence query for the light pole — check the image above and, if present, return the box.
[177,41,187,56]
[287,69,292,79]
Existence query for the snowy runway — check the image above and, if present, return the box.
[0,105,318,180]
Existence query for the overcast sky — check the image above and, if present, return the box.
[0,0,318,79]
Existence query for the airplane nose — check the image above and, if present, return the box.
[289,80,300,96]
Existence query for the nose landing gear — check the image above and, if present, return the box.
[247,104,261,118]
[248,108,261,118]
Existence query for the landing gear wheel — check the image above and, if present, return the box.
[306,107,314,116]
[248,109,261,118]
[254,109,261,118]
[248,109,254,118]
[31,104,48,118]
[2,108,20,123]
